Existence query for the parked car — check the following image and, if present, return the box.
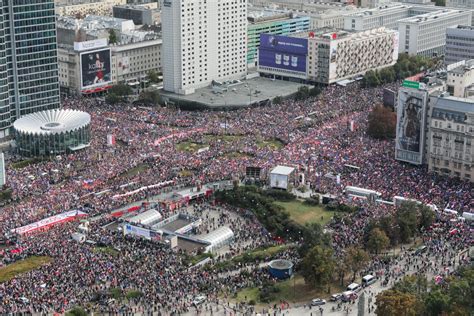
[311,298,326,306]
[192,295,206,306]
[330,293,343,301]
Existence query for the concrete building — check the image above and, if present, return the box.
[0,0,60,139]
[427,96,474,182]
[307,28,398,84]
[257,27,398,85]
[58,37,162,95]
[446,0,474,9]
[445,25,474,65]
[446,60,474,99]
[113,4,160,25]
[162,0,247,95]
[247,10,310,66]
[55,0,127,17]
[344,4,412,31]
[398,9,472,57]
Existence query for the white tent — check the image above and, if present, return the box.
[270,165,295,190]
[201,226,234,253]
[128,209,162,226]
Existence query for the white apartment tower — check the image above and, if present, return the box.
[162,0,247,95]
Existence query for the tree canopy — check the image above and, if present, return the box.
[367,105,397,140]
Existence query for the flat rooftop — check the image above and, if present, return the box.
[160,76,310,110]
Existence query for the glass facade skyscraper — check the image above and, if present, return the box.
[0,0,60,139]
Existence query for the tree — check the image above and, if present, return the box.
[361,70,381,88]
[418,205,435,231]
[367,105,397,139]
[366,228,389,254]
[301,245,335,290]
[106,83,133,104]
[105,93,121,105]
[138,90,161,106]
[396,202,419,243]
[66,307,88,316]
[393,275,427,297]
[379,67,396,84]
[147,69,160,83]
[109,29,118,44]
[344,247,370,281]
[273,96,283,105]
[300,222,331,256]
[294,86,310,101]
[376,290,419,316]
[378,215,400,246]
[309,86,321,97]
[434,0,446,6]
[424,289,450,316]
[109,83,132,96]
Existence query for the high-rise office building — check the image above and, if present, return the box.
[445,25,474,65]
[162,0,247,95]
[0,0,60,139]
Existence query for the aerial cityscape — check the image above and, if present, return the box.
[0,0,472,315]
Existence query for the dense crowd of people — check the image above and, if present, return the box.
[0,81,472,313]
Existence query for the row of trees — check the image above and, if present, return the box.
[361,54,437,88]
[367,105,397,140]
[300,201,435,291]
[364,201,435,254]
[376,266,473,315]
[215,186,304,240]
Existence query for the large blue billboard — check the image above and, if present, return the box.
[258,34,308,74]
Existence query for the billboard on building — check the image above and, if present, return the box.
[258,34,307,74]
[0,152,5,186]
[80,48,112,90]
[74,38,108,52]
[328,41,338,81]
[118,56,130,75]
[395,87,428,165]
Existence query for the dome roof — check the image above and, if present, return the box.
[13,109,91,135]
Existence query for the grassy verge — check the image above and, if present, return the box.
[175,141,206,153]
[275,200,334,226]
[235,274,343,306]
[212,244,291,271]
[204,134,244,143]
[256,139,284,150]
[0,188,12,201]
[0,256,52,283]
[93,246,119,257]
[11,158,44,169]
[119,163,149,179]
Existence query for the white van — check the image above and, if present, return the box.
[362,275,376,286]
[347,283,361,292]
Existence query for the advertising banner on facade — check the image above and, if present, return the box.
[258,34,307,74]
[80,48,112,90]
[395,87,428,165]
[0,152,5,186]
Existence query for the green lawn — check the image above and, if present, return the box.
[275,200,334,226]
[256,139,284,150]
[203,134,244,143]
[175,141,206,153]
[235,274,337,305]
[0,256,52,283]
[120,163,149,178]
[93,246,119,257]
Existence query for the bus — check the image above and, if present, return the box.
[393,196,422,208]
[344,186,382,199]
[362,275,376,286]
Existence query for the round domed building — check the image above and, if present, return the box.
[13,109,91,157]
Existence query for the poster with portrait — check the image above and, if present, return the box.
[395,87,428,165]
[80,48,112,89]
